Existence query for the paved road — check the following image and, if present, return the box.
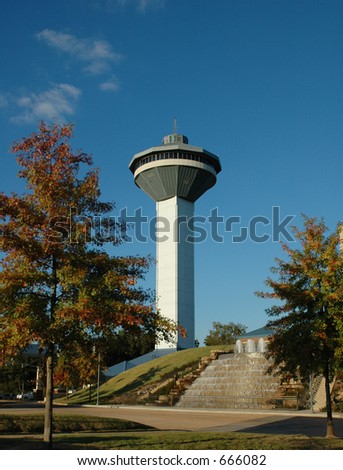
[1,401,343,437]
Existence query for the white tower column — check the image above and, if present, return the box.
[156,197,194,349]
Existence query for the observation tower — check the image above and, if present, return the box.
[129,129,221,350]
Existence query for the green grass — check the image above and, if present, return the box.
[0,413,153,434]
[1,431,342,450]
[60,345,232,405]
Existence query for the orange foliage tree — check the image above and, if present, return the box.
[256,216,343,438]
[0,123,176,448]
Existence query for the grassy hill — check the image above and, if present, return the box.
[60,345,233,405]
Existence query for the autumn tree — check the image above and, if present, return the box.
[256,216,343,438]
[0,122,175,448]
[53,346,99,393]
[204,321,247,346]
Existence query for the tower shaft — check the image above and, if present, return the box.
[156,197,194,349]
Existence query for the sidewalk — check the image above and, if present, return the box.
[1,401,343,437]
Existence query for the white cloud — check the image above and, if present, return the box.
[99,77,120,92]
[137,0,166,12]
[106,0,166,12]
[36,29,122,76]
[11,83,81,124]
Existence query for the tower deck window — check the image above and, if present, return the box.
[135,151,217,171]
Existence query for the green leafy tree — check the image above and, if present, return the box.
[0,123,176,448]
[103,327,155,366]
[256,216,343,438]
[0,353,37,396]
[204,321,247,346]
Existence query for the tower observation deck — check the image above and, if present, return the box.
[129,132,221,349]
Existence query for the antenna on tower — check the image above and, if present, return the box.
[173,117,178,134]
[162,118,188,144]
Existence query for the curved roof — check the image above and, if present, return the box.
[238,326,275,339]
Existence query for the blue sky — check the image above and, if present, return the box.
[1,0,343,345]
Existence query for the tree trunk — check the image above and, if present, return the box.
[43,345,54,449]
[44,255,57,449]
[324,362,336,438]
